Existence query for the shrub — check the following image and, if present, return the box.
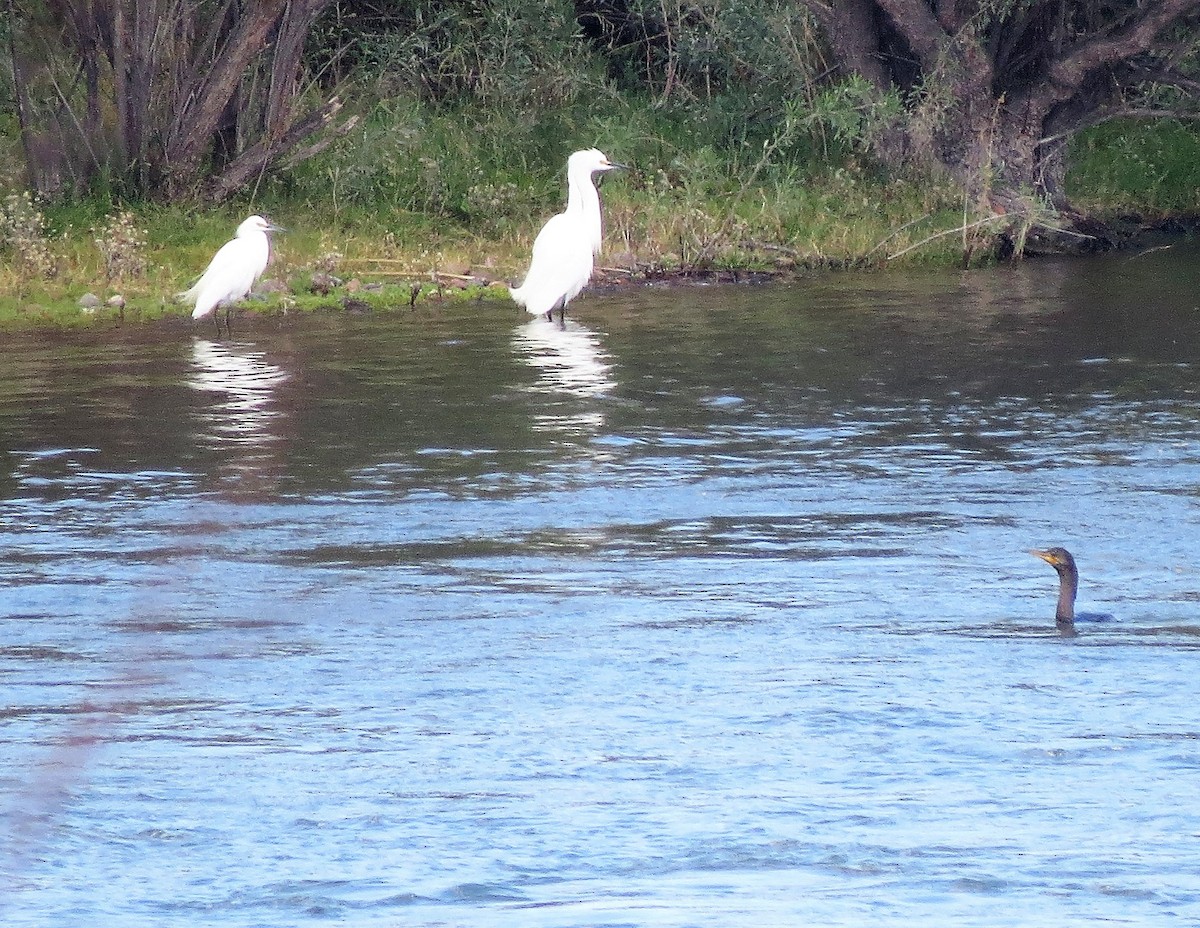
[94,211,150,281]
[0,191,57,279]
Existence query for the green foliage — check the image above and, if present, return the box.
[270,100,558,225]
[1067,118,1200,213]
[321,0,605,107]
[302,88,969,270]
[584,1,821,104]
[803,76,905,155]
[287,0,898,241]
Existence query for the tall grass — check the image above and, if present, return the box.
[269,91,967,270]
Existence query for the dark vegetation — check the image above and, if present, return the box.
[801,0,1200,252]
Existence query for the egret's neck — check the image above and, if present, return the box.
[567,168,604,255]
[245,230,272,260]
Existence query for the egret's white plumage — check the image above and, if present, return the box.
[181,215,282,324]
[510,149,624,319]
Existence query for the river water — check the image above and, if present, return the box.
[2,247,1200,926]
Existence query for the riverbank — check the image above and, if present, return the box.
[0,157,962,329]
[2,111,1198,330]
[3,209,1192,333]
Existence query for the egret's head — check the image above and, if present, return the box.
[236,215,285,237]
[569,148,627,176]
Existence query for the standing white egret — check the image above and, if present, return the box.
[180,215,283,333]
[510,148,625,320]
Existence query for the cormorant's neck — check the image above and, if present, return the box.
[1056,567,1078,624]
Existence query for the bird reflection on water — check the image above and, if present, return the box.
[188,340,287,443]
[511,317,616,435]
[187,339,289,492]
[513,318,615,395]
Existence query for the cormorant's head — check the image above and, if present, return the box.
[1030,546,1077,577]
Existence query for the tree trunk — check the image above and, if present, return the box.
[8,0,353,202]
[803,0,1200,254]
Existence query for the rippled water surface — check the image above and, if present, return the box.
[3,248,1200,926]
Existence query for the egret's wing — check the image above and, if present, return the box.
[180,238,237,299]
[184,236,268,318]
[511,212,594,316]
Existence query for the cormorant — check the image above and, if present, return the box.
[1031,546,1112,634]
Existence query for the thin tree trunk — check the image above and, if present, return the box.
[113,0,132,175]
[165,0,288,185]
[7,0,35,178]
[202,95,357,201]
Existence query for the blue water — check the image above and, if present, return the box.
[3,249,1200,926]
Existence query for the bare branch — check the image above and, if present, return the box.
[1127,63,1200,96]
[1047,0,1200,103]
[201,96,357,202]
[166,0,289,170]
[874,0,946,62]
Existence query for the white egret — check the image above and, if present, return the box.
[510,148,625,320]
[180,215,283,332]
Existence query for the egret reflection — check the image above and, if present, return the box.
[513,318,616,434]
[187,339,289,490]
[514,318,615,395]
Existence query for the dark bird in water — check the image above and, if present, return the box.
[1030,546,1112,634]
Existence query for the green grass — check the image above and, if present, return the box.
[0,97,970,328]
[1067,118,1200,215]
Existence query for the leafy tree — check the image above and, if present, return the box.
[801,0,1200,249]
[578,0,821,106]
[7,0,358,201]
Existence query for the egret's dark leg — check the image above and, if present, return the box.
[224,305,233,336]
[211,311,221,337]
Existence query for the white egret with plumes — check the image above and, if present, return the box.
[510,149,625,321]
[180,215,283,332]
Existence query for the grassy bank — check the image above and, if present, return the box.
[2,100,1198,329]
